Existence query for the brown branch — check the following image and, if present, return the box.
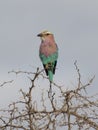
[70,111,98,129]
[0,66,98,130]
[0,80,13,88]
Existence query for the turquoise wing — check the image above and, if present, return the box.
[39,51,58,65]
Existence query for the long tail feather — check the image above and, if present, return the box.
[48,71,53,99]
[48,70,53,82]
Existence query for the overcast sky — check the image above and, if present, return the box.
[0,0,98,113]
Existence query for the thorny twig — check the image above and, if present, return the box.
[0,65,98,130]
[0,80,13,88]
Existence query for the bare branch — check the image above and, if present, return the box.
[0,65,98,130]
[0,80,13,88]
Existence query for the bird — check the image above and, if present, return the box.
[37,30,58,84]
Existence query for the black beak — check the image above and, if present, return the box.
[37,33,42,37]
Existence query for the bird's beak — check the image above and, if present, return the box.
[37,33,42,37]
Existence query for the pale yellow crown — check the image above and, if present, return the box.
[37,30,53,37]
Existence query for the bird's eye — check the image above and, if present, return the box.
[46,33,50,35]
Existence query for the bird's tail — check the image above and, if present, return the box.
[48,70,53,82]
[48,70,53,98]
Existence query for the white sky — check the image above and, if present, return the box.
[0,0,98,112]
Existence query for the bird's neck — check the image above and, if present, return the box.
[42,38,55,44]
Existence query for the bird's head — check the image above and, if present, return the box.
[37,30,54,42]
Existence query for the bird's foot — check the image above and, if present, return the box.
[45,62,53,70]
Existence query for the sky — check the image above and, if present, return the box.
[0,0,98,118]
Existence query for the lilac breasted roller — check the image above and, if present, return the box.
[37,30,58,83]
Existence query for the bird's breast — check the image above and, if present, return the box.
[40,42,57,57]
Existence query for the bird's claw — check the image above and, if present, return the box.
[45,63,53,70]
